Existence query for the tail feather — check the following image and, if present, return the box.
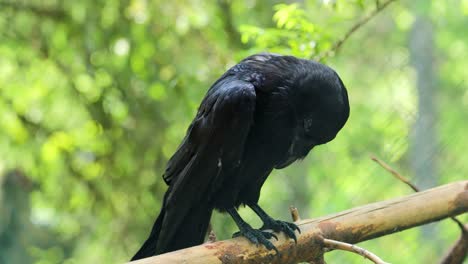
[131,207,166,261]
[131,203,212,261]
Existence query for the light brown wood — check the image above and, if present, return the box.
[130,181,468,264]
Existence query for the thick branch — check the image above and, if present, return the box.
[371,155,467,232]
[129,181,468,264]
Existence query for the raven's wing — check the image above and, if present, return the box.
[162,76,256,186]
[155,76,256,252]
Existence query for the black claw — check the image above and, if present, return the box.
[270,244,280,255]
[232,231,241,238]
[295,225,301,234]
[261,219,300,243]
[260,230,279,241]
[233,227,279,254]
[269,232,279,241]
[260,236,279,255]
[284,223,298,243]
[227,208,279,254]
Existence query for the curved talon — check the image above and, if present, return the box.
[261,220,300,243]
[294,224,301,234]
[269,232,279,241]
[232,228,279,254]
[284,222,299,243]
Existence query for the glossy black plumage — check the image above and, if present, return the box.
[131,53,350,260]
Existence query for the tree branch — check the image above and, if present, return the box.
[290,206,301,222]
[315,0,398,61]
[129,181,468,264]
[440,224,468,264]
[372,156,467,264]
[371,156,419,191]
[323,238,389,264]
[371,156,467,233]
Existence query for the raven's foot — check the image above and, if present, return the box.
[232,226,279,254]
[249,204,301,243]
[261,219,301,243]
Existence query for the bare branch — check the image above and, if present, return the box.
[371,156,419,191]
[440,224,468,264]
[129,181,467,264]
[290,206,301,222]
[206,223,217,243]
[372,155,467,264]
[315,0,398,61]
[371,155,467,233]
[323,238,390,264]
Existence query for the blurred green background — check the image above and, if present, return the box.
[0,0,467,263]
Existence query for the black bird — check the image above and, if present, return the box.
[131,53,350,260]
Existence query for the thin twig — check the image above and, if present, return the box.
[440,224,468,264]
[371,156,419,192]
[371,155,467,233]
[323,238,390,264]
[290,206,301,222]
[315,0,398,61]
[205,222,217,243]
[208,229,217,243]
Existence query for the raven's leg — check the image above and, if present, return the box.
[226,208,279,253]
[249,204,301,243]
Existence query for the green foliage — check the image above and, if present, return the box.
[240,3,330,57]
[0,0,466,263]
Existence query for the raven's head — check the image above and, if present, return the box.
[276,59,349,169]
[294,61,349,141]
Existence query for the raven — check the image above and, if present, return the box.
[131,53,349,260]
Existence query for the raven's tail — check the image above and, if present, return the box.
[131,202,213,261]
[131,206,165,261]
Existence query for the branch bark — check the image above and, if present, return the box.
[129,181,468,264]
[371,155,466,231]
